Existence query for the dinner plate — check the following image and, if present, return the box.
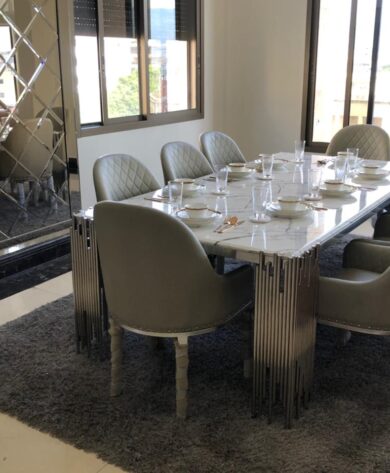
[176,209,217,226]
[357,169,390,180]
[319,184,355,197]
[266,202,310,218]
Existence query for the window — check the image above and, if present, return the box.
[0,25,17,108]
[304,0,390,151]
[73,0,202,132]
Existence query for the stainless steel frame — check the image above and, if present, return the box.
[252,248,319,428]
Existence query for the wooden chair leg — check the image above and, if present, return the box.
[109,317,123,397]
[174,336,189,419]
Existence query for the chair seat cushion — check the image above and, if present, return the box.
[337,268,379,282]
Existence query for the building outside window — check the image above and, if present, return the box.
[73,0,202,132]
[304,0,390,151]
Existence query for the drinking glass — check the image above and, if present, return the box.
[334,153,348,181]
[260,154,273,180]
[252,183,271,223]
[168,180,183,213]
[305,168,322,201]
[294,140,305,162]
[214,164,228,194]
[346,147,359,176]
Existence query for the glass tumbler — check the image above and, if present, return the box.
[251,183,271,223]
[168,180,183,213]
[261,154,274,180]
[346,147,359,176]
[214,165,228,194]
[305,168,322,200]
[334,153,348,182]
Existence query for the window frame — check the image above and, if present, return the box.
[72,0,204,137]
[302,0,384,153]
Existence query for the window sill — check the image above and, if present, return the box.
[78,109,204,138]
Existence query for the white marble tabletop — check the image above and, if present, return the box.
[124,152,390,262]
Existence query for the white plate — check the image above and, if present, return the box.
[357,169,390,180]
[176,209,217,226]
[319,184,355,197]
[266,202,310,218]
[228,170,254,179]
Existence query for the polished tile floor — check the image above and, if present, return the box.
[0,272,127,473]
[0,219,374,472]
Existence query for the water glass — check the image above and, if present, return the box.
[168,180,183,213]
[214,165,228,193]
[306,168,322,200]
[252,183,271,223]
[261,154,273,180]
[294,140,305,162]
[334,153,348,182]
[346,147,359,175]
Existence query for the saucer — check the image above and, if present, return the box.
[266,202,309,218]
[227,169,254,179]
[319,184,354,197]
[357,169,390,180]
[176,209,217,227]
[250,215,271,224]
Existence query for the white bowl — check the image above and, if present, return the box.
[277,195,301,211]
[360,164,382,174]
[228,163,248,172]
[184,203,209,218]
[324,179,344,191]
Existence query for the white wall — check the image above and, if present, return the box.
[215,0,308,160]
[78,0,308,208]
[78,0,225,208]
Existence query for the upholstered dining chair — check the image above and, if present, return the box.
[318,239,390,335]
[93,153,160,202]
[326,124,390,161]
[0,118,54,207]
[160,141,213,183]
[200,131,246,168]
[94,201,253,419]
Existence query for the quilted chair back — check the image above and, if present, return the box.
[161,141,213,183]
[93,154,160,202]
[326,124,390,161]
[200,131,246,168]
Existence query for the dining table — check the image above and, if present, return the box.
[71,152,390,427]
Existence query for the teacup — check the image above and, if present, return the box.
[184,202,209,218]
[361,164,381,174]
[277,195,301,211]
[228,163,248,172]
[174,178,196,189]
[324,179,344,190]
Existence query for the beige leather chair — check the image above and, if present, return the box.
[94,201,253,418]
[326,124,390,161]
[200,131,246,168]
[93,154,160,202]
[318,239,390,334]
[161,141,213,184]
[0,118,54,207]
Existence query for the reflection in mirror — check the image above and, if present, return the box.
[0,0,79,250]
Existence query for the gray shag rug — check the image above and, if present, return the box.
[2,235,390,473]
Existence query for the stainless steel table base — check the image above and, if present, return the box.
[71,214,107,354]
[252,248,319,428]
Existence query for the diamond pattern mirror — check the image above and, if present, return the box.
[0,0,77,249]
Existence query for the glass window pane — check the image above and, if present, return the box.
[312,0,351,142]
[74,0,102,125]
[349,0,376,126]
[103,0,140,119]
[373,0,390,135]
[148,0,196,113]
[0,26,17,107]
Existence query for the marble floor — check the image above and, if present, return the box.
[0,272,127,473]
[0,219,375,473]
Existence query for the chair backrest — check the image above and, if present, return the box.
[326,124,390,161]
[94,201,224,333]
[0,118,53,180]
[93,153,160,202]
[200,131,246,168]
[160,141,213,183]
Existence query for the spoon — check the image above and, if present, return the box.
[214,216,238,233]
